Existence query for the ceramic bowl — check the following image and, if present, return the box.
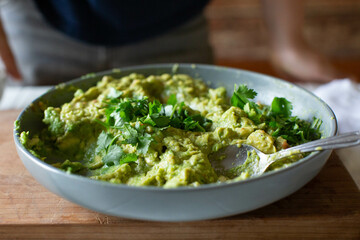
[13,64,337,221]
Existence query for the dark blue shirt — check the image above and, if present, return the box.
[33,0,210,46]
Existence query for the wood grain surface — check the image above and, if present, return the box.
[0,110,359,239]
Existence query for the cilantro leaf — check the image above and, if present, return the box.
[231,85,262,124]
[270,97,293,118]
[136,133,153,154]
[142,115,156,127]
[102,144,124,166]
[231,84,257,109]
[108,101,136,127]
[184,117,205,132]
[236,84,257,99]
[188,114,212,131]
[95,131,113,155]
[119,153,138,165]
[152,115,171,128]
[167,94,177,106]
[169,117,182,129]
[148,100,162,115]
[103,145,137,166]
[120,123,138,145]
[107,87,123,99]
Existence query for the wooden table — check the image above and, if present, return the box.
[1,110,359,239]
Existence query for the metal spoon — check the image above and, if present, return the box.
[210,131,360,177]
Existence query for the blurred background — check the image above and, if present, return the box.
[206,0,360,80]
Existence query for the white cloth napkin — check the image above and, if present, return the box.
[313,79,360,133]
[312,79,360,189]
[0,86,51,110]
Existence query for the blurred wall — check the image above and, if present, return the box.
[206,0,360,62]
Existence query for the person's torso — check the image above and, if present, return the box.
[33,0,210,46]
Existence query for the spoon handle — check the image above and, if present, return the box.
[284,131,360,154]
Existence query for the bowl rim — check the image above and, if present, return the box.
[13,63,338,192]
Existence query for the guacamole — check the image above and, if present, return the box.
[20,73,321,188]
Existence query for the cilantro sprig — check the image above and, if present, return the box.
[95,131,137,167]
[231,85,322,146]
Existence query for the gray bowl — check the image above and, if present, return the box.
[14,64,337,221]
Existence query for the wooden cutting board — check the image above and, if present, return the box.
[1,110,359,239]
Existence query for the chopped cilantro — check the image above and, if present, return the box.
[231,84,322,146]
[94,93,212,159]
[99,94,211,133]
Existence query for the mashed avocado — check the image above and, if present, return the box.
[21,73,321,188]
